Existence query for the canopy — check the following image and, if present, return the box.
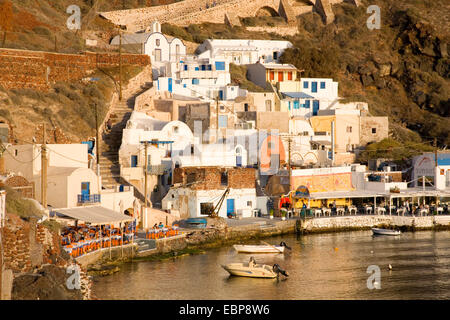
[282,92,314,99]
[51,206,133,225]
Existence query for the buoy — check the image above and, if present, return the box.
[388,264,392,270]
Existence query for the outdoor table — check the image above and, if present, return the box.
[365,206,373,215]
[337,207,345,216]
[322,208,331,217]
[437,207,444,214]
[377,207,386,215]
[349,206,357,215]
[420,209,428,216]
[397,207,406,216]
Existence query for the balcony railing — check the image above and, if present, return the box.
[78,194,101,204]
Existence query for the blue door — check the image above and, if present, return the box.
[236,156,242,167]
[219,90,224,100]
[131,155,138,167]
[81,182,90,201]
[168,78,173,93]
[313,100,320,116]
[312,81,317,93]
[227,199,235,216]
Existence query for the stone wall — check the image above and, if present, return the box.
[173,167,256,190]
[99,0,354,31]
[299,215,450,233]
[0,49,150,91]
[360,116,389,146]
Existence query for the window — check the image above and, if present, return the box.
[156,39,160,46]
[215,61,225,70]
[175,44,180,55]
[184,65,188,71]
[288,72,292,80]
[312,81,318,93]
[270,71,275,81]
[201,65,206,71]
[303,131,309,136]
[320,81,326,89]
[247,201,252,207]
[347,126,352,133]
[15,149,18,156]
[187,172,196,184]
[173,126,179,133]
[273,51,278,60]
[278,72,284,82]
[190,144,194,155]
[372,128,377,134]
[220,105,225,111]
[218,115,228,128]
[131,155,138,168]
[192,78,199,85]
[303,81,309,89]
[221,171,228,186]
[200,203,214,215]
[244,103,249,112]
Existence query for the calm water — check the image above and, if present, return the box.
[92,230,450,300]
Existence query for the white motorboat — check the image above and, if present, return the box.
[372,228,401,236]
[222,258,288,279]
[233,244,285,253]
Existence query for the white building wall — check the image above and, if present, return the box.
[66,168,99,208]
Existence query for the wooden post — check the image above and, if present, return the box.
[144,141,149,209]
[41,124,48,212]
[119,27,123,101]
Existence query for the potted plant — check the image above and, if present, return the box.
[269,209,274,219]
[281,211,286,221]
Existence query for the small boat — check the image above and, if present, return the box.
[372,228,401,236]
[233,241,291,254]
[233,245,284,253]
[222,257,288,279]
[185,218,207,228]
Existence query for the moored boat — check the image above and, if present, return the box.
[372,228,401,236]
[233,244,285,253]
[222,257,289,279]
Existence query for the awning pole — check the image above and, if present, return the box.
[120,222,123,259]
[109,223,112,260]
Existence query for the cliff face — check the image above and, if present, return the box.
[280,0,449,145]
[1,213,91,300]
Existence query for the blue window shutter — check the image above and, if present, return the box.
[312,82,317,93]
[288,101,291,110]
[192,78,199,85]
[303,81,308,89]
[320,81,326,89]
[305,100,310,108]
[208,64,212,70]
[183,84,186,88]
[215,61,225,70]
[184,65,188,71]
[294,100,299,109]
[195,67,199,71]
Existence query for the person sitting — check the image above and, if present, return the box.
[249,257,256,268]
[158,222,164,229]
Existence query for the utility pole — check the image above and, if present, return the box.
[215,94,219,143]
[144,141,149,209]
[434,137,438,205]
[95,101,101,192]
[118,27,123,101]
[288,136,291,193]
[41,123,48,213]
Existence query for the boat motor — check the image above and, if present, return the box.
[279,241,291,250]
[273,264,289,277]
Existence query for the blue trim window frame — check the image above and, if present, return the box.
[320,81,326,89]
[215,61,226,71]
[192,78,199,85]
[303,81,309,89]
[305,100,310,108]
[312,82,318,93]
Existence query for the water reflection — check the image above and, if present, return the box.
[93,230,450,300]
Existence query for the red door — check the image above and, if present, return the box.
[278,71,284,82]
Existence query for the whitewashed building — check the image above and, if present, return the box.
[110,21,186,79]
[196,39,293,65]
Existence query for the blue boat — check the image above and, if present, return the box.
[185,218,207,228]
